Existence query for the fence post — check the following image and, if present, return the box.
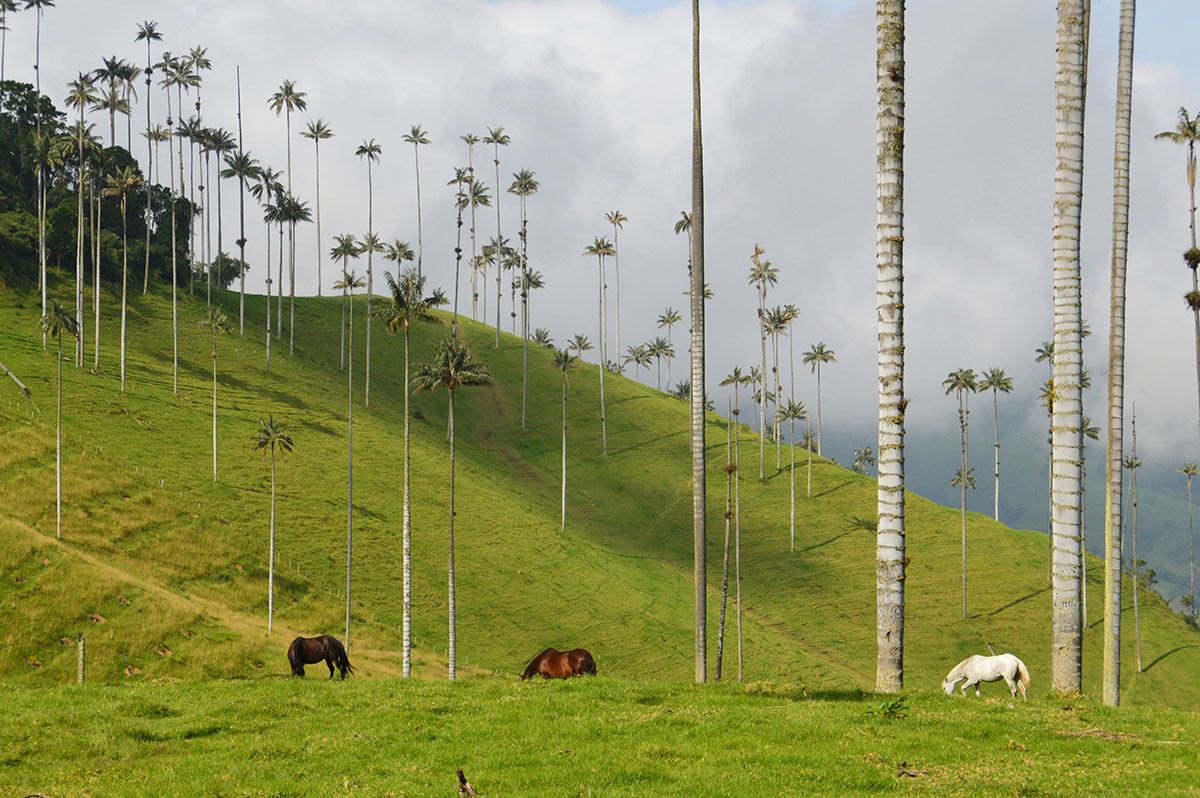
[77,633,86,685]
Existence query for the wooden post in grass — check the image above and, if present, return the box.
[77,633,85,685]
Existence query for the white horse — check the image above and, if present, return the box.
[942,653,1030,700]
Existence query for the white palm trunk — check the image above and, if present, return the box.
[758,291,767,478]
[92,184,101,369]
[55,332,62,538]
[413,142,425,278]
[448,389,457,680]
[494,149,503,347]
[597,256,608,455]
[1130,409,1141,672]
[402,327,413,678]
[734,412,743,682]
[268,446,276,633]
[345,286,354,651]
[561,370,568,531]
[315,138,324,296]
[992,388,1001,520]
[120,198,129,392]
[211,339,218,481]
[717,411,732,680]
[365,161,373,407]
[1050,0,1089,694]
[613,224,622,372]
[689,0,707,684]
[875,0,906,694]
[1102,0,1134,707]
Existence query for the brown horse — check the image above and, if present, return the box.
[521,647,597,680]
[287,635,354,679]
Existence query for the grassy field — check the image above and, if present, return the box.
[0,275,1198,706]
[4,677,1199,796]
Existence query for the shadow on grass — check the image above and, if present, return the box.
[810,480,854,499]
[1142,643,1200,673]
[988,586,1049,617]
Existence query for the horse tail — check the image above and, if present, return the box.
[334,638,355,676]
[1016,658,1030,689]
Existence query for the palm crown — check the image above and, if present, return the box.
[269,79,307,116]
[378,268,440,333]
[404,125,431,146]
[412,337,493,395]
[302,118,333,142]
[253,416,294,456]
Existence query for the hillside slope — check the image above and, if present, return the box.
[0,278,1197,705]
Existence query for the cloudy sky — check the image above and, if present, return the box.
[6,0,1200,594]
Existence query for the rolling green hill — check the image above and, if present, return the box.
[1,276,1197,706]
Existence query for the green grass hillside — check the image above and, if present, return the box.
[1,277,1197,706]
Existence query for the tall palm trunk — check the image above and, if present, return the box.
[345,286,354,650]
[1189,475,1197,616]
[758,291,767,478]
[789,412,796,551]
[402,325,413,677]
[76,111,85,368]
[188,124,196,295]
[143,41,154,296]
[237,70,247,335]
[1050,0,1089,694]
[314,138,324,296]
[286,108,296,356]
[1103,0,1135,708]
[1130,407,1141,671]
[806,415,813,498]
[119,196,129,392]
[561,369,568,531]
[211,336,218,480]
[815,363,824,456]
[413,141,424,278]
[448,389,458,680]
[204,149,213,306]
[92,182,101,369]
[958,391,969,619]
[276,219,284,339]
[689,0,707,684]
[339,261,346,369]
[494,148,503,347]
[717,411,732,680]
[55,330,62,538]
[613,223,622,372]
[991,388,1001,520]
[365,160,374,406]
[773,330,782,469]
[875,0,907,694]
[596,255,608,455]
[735,403,743,681]
[267,445,276,633]
[36,9,45,347]
[264,221,272,372]
[216,162,225,297]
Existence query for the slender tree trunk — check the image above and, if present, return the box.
[689,0,707,684]
[1050,0,1089,694]
[875,0,907,694]
[211,338,218,481]
[992,388,1001,521]
[521,196,530,428]
[339,272,346,370]
[614,225,622,372]
[120,199,129,392]
[790,412,796,552]
[55,332,62,538]
[237,69,246,335]
[36,9,44,350]
[345,287,354,650]
[717,409,732,680]
[960,394,969,619]
[315,139,323,296]
[494,148,503,348]
[276,221,283,339]
[365,161,373,406]
[1131,408,1141,671]
[806,415,813,498]
[216,166,224,295]
[265,226,272,373]
[561,371,568,532]
[448,389,457,680]
[735,404,743,682]
[816,364,823,456]
[414,142,424,278]
[143,41,153,296]
[204,151,213,307]
[1189,477,1197,616]
[402,326,413,677]
[92,184,101,369]
[76,114,85,368]
[268,447,276,633]
[758,292,767,478]
[773,331,782,469]
[1103,0,1134,700]
[597,255,608,455]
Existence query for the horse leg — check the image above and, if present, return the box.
[1004,675,1018,698]
[1018,678,1027,701]
[326,656,336,680]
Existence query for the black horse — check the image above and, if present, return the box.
[287,635,354,679]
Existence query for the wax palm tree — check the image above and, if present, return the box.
[164,56,198,291]
[511,168,539,425]
[647,336,672,391]
[800,341,837,457]
[765,306,788,466]
[0,1,17,113]
[403,125,430,277]
[146,124,170,182]
[378,268,441,677]
[1048,0,1089,693]
[854,446,877,475]
[177,115,204,293]
[157,53,182,389]
[413,337,493,680]
[270,79,306,332]
[253,416,293,634]
[657,307,682,386]
[584,237,616,454]
[92,56,125,147]
[386,240,415,284]
[66,74,98,365]
[103,166,142,392]
[41,301,76,539]
[533,328,553,347]
[748,245,778,478]
[460,176,491,319]
[355,138,382,404]
[250,166,282,366]
[977,367,1014,522]
[135,21,161,294]
[552,348,579,532]
[187,46,211,119]
[341,268,365,649]
[605,210,628,370]
[944,368,978,619]
[302,119,333,295]
[117,60,141,152]
[26,0,53,326]
[624,344,651,384]
[221,149,261,334]
[569,334,592,359]
[197,308,229,481]
[208,127,236,294]
[331,236,360,370]
[1154,110,1200,459]
[31,130,65,345]
[875,0,907,693]
[1103,0,1136,707]
[278,194,313,354]
[780,400,807,551]
[1180,463,1200,617]
[483,126,510,346]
